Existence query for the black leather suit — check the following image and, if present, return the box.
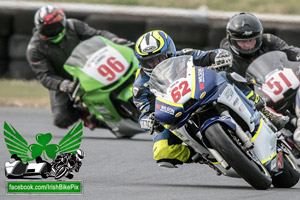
[26,18,119,128]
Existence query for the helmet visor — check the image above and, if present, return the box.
[40,21,65,38]
[231,35,262,55]
[140,53,167,75]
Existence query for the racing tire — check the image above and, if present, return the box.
[41,173,48,179]
[205,123,272,190]
[66,172,74,179]
[272,154,300,188]
[55,165,68,179]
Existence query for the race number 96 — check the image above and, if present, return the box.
[97,57,125,81]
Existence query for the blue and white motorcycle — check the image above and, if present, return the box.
[149,55,300,190]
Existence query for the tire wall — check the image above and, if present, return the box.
[2,1,300,80]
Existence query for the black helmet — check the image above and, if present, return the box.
[135,30,176,76]
[226,12,263,56]
[34,5,66,42]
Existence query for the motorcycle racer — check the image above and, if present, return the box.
[133,30,233,168]
[133,29,294,168]
[220,12,300,142]
[26,5,131,130]
[49,149,84,179]
[220,12,300,77]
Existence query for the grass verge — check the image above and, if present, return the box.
[23,0,300,15]
[0,79,50,108]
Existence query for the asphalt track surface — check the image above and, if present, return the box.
[1,107,300,200]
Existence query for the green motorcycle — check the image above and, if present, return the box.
[64,36,142,138]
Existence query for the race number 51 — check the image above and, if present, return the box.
[263,68,300,102]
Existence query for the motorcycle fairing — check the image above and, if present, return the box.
[64,36,137,93]
[250,117,278,165]
[261,68,300,103]
[247,51,300,109]
[218,83,258,132]
[82,90,119,121]
[154,97,184,125]
[216,83,277,165]
[191,67,222,103]
[200,116,236,133]
[153,57,229,129]
[64,36,138,122]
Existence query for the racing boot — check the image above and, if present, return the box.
[73,100,97,130]
[157,159,181,168]
[259,106,289,130]
[77,107,96,130]
[156,146,197,168]
[248,91,289,130]
[86,114,108,130]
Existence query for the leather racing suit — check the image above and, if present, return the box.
[26,18,120,128]
[221,33,300,143]
[132,49,232,166]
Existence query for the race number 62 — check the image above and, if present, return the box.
[171,81,191,103]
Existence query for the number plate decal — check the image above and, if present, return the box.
[80,46,129,85]
[262,68,300,102]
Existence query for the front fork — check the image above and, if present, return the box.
[213,102,254,149]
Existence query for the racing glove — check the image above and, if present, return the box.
[213,50,233,71]
[59,80,75,93]
[112,37,134,46]
[140,113,164,134]
[295,53,300,61]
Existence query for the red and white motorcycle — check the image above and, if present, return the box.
[245,51,300,157]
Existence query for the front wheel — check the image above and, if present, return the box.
[205,123,272,190]
[55,165,69,179]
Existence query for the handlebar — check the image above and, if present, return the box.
[68,78,81,101]
[124,42,135,47]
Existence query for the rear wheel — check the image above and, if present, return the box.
[41,173,48,179]
[272,154,300,188]
[205,123,272,190]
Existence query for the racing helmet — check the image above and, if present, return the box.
[75,149,84,161]
[135,30,176,76]
[34,5,67,43]
[226,12,263,56]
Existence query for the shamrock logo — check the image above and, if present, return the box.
[3,122,83,162]
[29,133,59,160]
